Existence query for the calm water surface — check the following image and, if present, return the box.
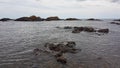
[0,20,120,68]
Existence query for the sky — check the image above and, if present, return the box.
[0,0,120,19]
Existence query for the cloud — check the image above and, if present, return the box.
[0,0,120,18]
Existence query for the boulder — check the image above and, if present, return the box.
[0,18,12,21]
[65,18,80,21]
[15,15,42,21]
[46,16,60,21]
[98,29,109,33]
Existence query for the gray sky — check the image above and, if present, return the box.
[0,0,120,19]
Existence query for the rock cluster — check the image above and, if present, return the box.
[44,41,80,64]
[33,41,81,64]
[15,15,43,21]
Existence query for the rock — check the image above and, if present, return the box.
[110,22,120,25]
[65,18,80,21]
[87,18,101,21]
[46,16,60,21]
[15,15,42,21]
[0,18,12,21]
[98,29,109,33]
[56,56,67,64]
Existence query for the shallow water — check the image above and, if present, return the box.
[0,20,120,68]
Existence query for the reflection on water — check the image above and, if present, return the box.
[0,21,120,68]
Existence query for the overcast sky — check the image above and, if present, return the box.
[0,0,120,19]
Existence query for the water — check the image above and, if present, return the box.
[0,20,120,68]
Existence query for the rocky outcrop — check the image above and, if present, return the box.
[65,18,80,21]
[87,18,102,21]
[46,16,60,21]
[0,18,12,21]
[15,15,43,21]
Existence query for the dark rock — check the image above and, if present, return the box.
[98,29,109,33]
[15,15,42,21]
[87,18,101,21]
[56,56,67,64]
[65,18,80,21]
[46,16,60,21]
[0,18,12,21]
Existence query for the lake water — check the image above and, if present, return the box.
[0,20,120,68]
